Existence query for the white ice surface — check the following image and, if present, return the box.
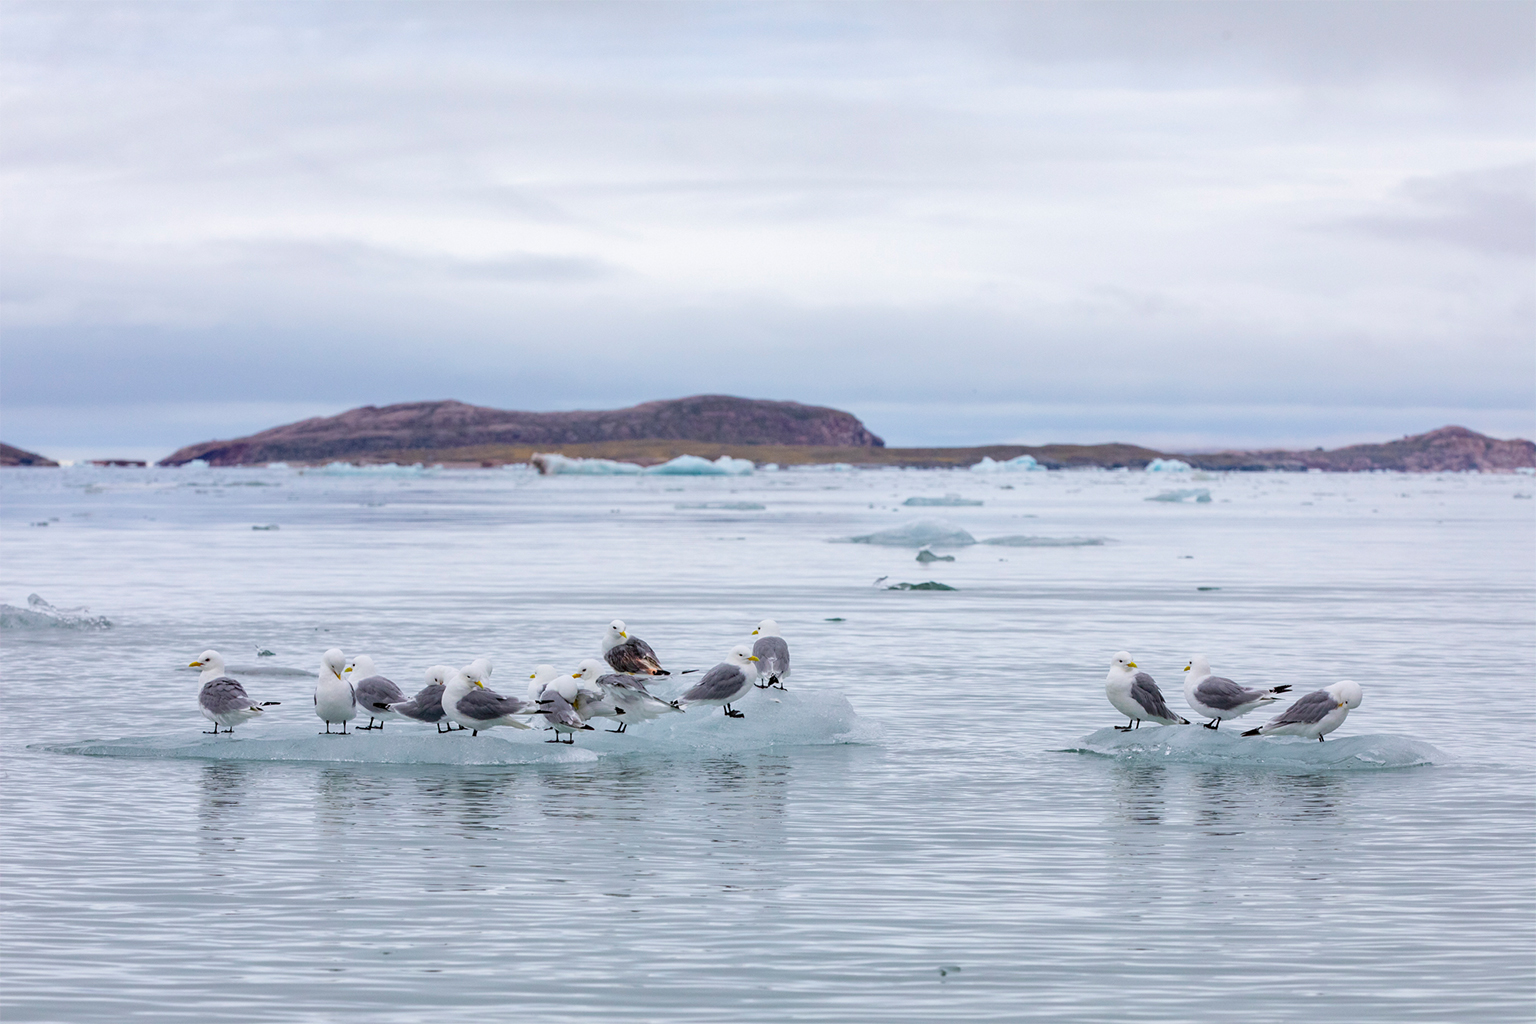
[1065,726,1445,771]
[842,518,977,546]
[644,455,754,476]
[970,455,1044,472]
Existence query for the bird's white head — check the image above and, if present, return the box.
[1111,651,1136,672]
[462,664,488,688]
[609,619,628,639]
[530,664,558,682]
[573,658,607,679]
[728,644,760,665]
[552,675,580,702]
[322,649,347,678]
[425,665,450,686]
[753,619,781,637]
[189,650,224,672]
[346,654,377,679]
[1329,679,1364,709]
[468,656,494,679]
[1184,654,1211,676]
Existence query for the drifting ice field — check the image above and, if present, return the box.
[1,463,1532,1024]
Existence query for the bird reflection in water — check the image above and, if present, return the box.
[1110,763,1167,826]
[196,762,253,855]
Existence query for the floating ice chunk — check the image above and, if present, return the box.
[1147,488,1212,503]
[0,593,111,630]
[970,454,1045,473]
[264,462,289,470]
[980,535,1109,547]
[886,581,956,591]
[1066,726,1444,770]
[916,548,955,563]
[308,461,430,476]
[674,501,767,510]
[40,690,871,764]
[1145,458,1193,472]
[530,453,643,475]
[903,493,983,507]
[644,455,754,476]
[1516,466,1535,475]
[843,519,976,547]
[251,524,279,531]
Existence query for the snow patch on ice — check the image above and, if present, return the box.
[1065,726,1444,771]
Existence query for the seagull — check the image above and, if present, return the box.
[751,619,790,689]
[381,666,460,732]
[189,649,279,734]
[570,659,623,725]
[679,644,759,718]
[602,619,669,676]
[594,670,683,733]
[345,654,406,731]
[1104,652,1189,730]
[442,664,536,736]
[1244,680,1363,741]
[315,648,357,734]
[1182,654,1292,730]
[529,670,594,744]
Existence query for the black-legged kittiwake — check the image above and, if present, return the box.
[679,644,759,718]
[602,620,669,676]
[1182,654,1291,730]
[1104,652,1189,730]
[190,649,279,734]
[751,619,790,689]
[1243,680,1363,741]
[315,647,357,735]
[345,654,406,731]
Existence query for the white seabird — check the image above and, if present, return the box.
[529,670,594,743]
[442,664,536,736]
[345,654,407,731]
[1243,680,1363,741]
[601,620,669,676]
[315,648,357,734]
[1182,654,1292,730]
[1105,652,1189,730]
[679,644,759,718]
[593,669,683,733]
[570,659,623,724]
[189,649,280,734]
[383,665,459,732]
[750,619,790,689]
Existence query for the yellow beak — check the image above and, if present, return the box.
[343,666,352,674]
[620,632,628,639]
[748,655,760,662]
[752,629,759,635]
[1183,665,1190,672]
[188,661,202,668]
[1127,661,1137,669]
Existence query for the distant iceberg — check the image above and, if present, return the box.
[0,593,111,630]
[644,455,754,476]
[1147,488,1212,503]
[532,453,642,475]
[970,454,1045,473]
[1145,458,1193,472]
[903,493,983,506]
[844,519,976,547]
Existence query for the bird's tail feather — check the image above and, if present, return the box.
[1242,726,1263,736]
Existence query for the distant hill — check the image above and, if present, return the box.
[1184,426,1536,472]
[159,395,885,466]
[0,442,57,467]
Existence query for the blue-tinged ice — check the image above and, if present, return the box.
[1147,487,1212,503]
[903,494,983,506]
[0,593,111,630]
[970,454,1045,473]
[41,690,871,765]
[308,461,431,476]
[1067,726,1444,770]
[532,453,643,475]
[644,455,754,476]
[980,535,1108,547]
[1145,458,1193,472]
[842,518,976,547]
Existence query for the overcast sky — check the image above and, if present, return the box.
[2,1,1532,460]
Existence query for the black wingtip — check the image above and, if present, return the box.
[654,669,671,676]
[1242,727,1261,736]
[260,701,281,706]
[1272,685,1292,693]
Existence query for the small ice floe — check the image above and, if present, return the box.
[843,519,976,547]
[531,453,643,475]
[886,581,956,591]
[251,524,280,531]
[981,535,1108,547]
[970,454,1045,472]
[309,461,430,476]
[674,501,766,510]
[644,455,754,476]
[1147,488,1212,503]
[903,494,983,506]
[916,548,955,563]
[0,593,111,630]
[1066,724,1442,771]
[1145,458,1193,472]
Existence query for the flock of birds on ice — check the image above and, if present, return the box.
[188,617,1364,746]
[1105,652,1364,741]
[189,619,790,741]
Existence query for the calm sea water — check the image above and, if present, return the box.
[2,463,1533,1022]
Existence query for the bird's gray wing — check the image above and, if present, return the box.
[598,672,651,694]
[752,636,790,676]
[200,677,256,714]
[354,675,406,708]
[537,694,587,728]
[388,683,445,720]
[1269,689,1339,726]
[682,664,746,702]
[1129,672,1175,719]
[1194,676,1263,710]
[607,638,665,674]
[456,686,527,721]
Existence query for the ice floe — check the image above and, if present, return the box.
[0,593,111,630]
[1065,726,1444,771]
[674,501,767,510]
[308,462,432,476]
[969,454,1045,472]
[980,535,1109,547]
[532,453,643,475]
[843,519,977,547]
[903,494,983,506]
[644,455,754,476]
[1145,458,1193,472]
[40,689,872,765]
[1147,488,1212,503]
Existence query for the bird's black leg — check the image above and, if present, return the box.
[1318,736,1325,742]
[471,730,478,737]
[1134,719,1141,730]
[1202,720,1219,730]
[723,703,745,719]
[608,721,627,733]
[1114,720,1132,732]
